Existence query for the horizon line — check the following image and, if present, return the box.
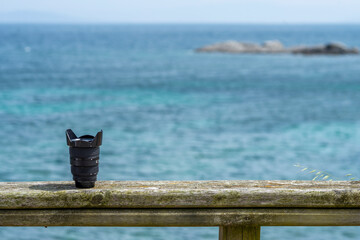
[0,22,360,25]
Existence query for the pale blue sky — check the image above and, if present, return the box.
[0,0,359,23]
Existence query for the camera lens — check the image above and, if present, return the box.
[66,129,103,188]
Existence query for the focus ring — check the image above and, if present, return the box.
[69,147,99,158]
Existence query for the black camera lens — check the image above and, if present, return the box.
[65,129,103,188]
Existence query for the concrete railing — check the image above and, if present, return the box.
[1,180,360,240]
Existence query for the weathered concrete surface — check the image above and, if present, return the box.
[1,208,360,226]
[196,41,359,55]
[1,181,360,209]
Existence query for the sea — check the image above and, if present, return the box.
[0,24,360,240]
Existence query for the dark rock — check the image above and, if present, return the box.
[292,42,359,55]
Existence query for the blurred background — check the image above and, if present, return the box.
[1,0,360,239]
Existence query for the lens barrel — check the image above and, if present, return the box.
[66,129,103,188]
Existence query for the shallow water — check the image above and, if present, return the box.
[1,24,360,239]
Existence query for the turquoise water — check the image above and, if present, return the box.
[1,24,360,239]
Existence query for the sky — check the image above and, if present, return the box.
[0,0,359,24]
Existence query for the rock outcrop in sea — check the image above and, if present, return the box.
[195,40,359,55]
